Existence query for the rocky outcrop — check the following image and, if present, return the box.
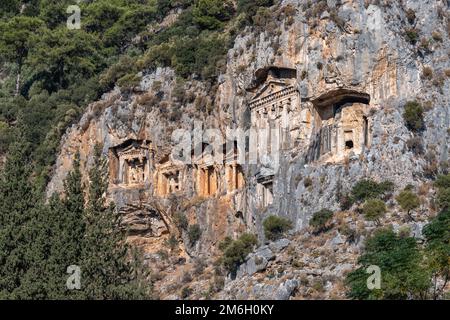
[46,0,450,299]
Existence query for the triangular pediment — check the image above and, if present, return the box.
[251,80,292,101]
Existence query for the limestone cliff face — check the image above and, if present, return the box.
[47,0,449,299]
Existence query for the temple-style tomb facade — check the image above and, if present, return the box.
[108,66,372,208]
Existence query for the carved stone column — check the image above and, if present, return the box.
[118,158,124,184]
[232,163,237,191]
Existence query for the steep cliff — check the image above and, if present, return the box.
[46,0,450,299]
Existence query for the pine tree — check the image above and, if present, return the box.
[80,145,149,299]
[45,153,86,299]
[17,195,59,299]
[0,16,44,95]
[14,152,86,299]
[0,126,37,298]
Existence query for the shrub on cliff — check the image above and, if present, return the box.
[263,215,293,240]
[403,101,425,132]
[405,27,420,44]
[396,188,420,220]
[181,286,192,298]
[435,174,450,189]
[434,174,450,210]
[188,224,202,245]
[309,209,333,234]
[339,193,354,210]
[221,233,258,274]
[351,178,394,203]
[362,199,386,225]
[237,0,274,23]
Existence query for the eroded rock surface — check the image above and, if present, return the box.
[46,0,450,299]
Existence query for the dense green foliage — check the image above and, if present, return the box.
[219,233,258,274]
[0,125,40,298]
[396,188,420,219]
[0,139,150,298]
[362,199,386,225]
[309,209,333,233]
[347,174,450,300]
[351,179,394,203]
[192,0,234,30]
[436,175,450,210]
[345,229,431,299]
[263,215,293,240]
[0,0,158,186]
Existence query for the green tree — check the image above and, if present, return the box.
[28,27,102,91]
[84,2,126,35]
[351,179,394,203]
[0,16,44,95]
[80,145,149,299]
[103,5,158,48]
[263,215,293,240]
[0,0,20,18]
[346,229,431,299]
[435,174,450,189]
[221,233,258,275]
[435,174,450,210]
[47,153,86,299]
[8,151,86,299]
[362,199,386,225]
[309,209,333,234]
[0,124,38,298]
[237,0,274,24]
[192,0,234,30]
[423,210,450,299]
[396,189,420,220]
[437,188,450,210]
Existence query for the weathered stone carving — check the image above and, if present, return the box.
[225,163,244,193]
[306,89,371,163]
[155,155,183,197]
[109,139,153,187]
[247,66,301,151]
[196,164,218,197]
[256,175,274,208]
[224,143,245,193]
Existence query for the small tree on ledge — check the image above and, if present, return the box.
[263,215,293,241]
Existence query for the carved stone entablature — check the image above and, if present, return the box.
[248,86,298,111]
[305,88,372,163]
[247,66,299,123]
[109,139,154,188]
[247,66,301,152]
